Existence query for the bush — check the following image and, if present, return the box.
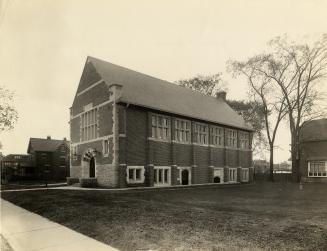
[66,177,80,185]
[80,178,97,188]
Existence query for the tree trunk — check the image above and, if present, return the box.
[291,134,300,183]
[269,145,274,182]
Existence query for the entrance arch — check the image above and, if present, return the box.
[213,176,221,183]
[82,148,97,178]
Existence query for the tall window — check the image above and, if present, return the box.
[211,126,224,146]
[174,119,191,143]
[239,131,250,149]
[308,161,327,177]
[81,108,98,141]
[226,129,237,148]
[103,139,109,156]
[154,166,171,186]
[151,114,170,140]
[194,123,208,145]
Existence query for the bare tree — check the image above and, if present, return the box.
[230,34,327,182]
[228,60,287,181]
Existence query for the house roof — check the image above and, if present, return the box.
[27,138,70,153]
[2,154,32,162]
[87,56,252,131]
[300,118,327,142]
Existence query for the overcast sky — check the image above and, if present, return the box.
[1,0,326,162]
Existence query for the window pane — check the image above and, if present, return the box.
[129,169,134,180]
[136,169,141,180]
[152,116,156,126]
[158,169,162,182]
[164,169,169,183]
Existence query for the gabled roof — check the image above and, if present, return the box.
[300,118,327,142]
[85,56,252,131]
[27,138,70,153]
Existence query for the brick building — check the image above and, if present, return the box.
[27,136,70,180]
[69,57,254,188]
[1,154,34,179]
[300,118,327,183]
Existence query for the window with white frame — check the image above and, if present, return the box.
[308,161,327,177]
[151,114,170,140]
[211,126,224,146]
[239,131,250,149]
[154,166,171,186]
[229,168,237,182]
[81,108,98,141]
[174,119,191,143]
[103,139,109,156]
[226,129,238,148]
[126,166,145,183]
[194,123,209,145]
[241,168,249,182]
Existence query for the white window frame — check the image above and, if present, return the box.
[174,119,191,143]
[154,166,171,186]
[308,161,327,177]
[126,166,145,184]
[81,108,98,142]
[211,126,224,147]
[194,122,209,145]
[151,114,170,141]
[102,139,110,157]
[229,168,237,182]
[241,168,249,182]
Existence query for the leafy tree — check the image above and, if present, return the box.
[176,75,266,156]
[0,85,18,132]
[0,85,18,150]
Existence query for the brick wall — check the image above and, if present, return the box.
[300,140,327,183]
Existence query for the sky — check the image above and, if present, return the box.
[0,0,326,162]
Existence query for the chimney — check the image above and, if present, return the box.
[47,136,51,140]
[216,91,227,101]
[63,137,67,141]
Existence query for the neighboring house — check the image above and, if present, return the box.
[300,118,327,183]
[27,136,70,180]
[253,159,270,174]
[1,154,34,178]
[69,56,254,188]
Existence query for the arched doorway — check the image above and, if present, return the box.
[214,176,221,183]
[89,157,95,178]
[181,169,189,185]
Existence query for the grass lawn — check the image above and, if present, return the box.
[1,182,327,251]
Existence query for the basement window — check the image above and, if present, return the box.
[229,168,237,182]
[154,166,171,186]
[126,166,145,184]
[241,168,249,182]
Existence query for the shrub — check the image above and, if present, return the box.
[66,177,79,185]
[80,178,97,188]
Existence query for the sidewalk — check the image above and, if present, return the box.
[0,199,119,251]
